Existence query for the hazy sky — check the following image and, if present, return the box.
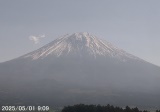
[0,0,160,66]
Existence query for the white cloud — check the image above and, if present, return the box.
[29,34,45,44]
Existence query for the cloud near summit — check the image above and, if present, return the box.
[29,34,45,44]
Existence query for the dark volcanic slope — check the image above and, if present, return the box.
[0,32,160,108]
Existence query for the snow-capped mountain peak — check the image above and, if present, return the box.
[22,32,140,61]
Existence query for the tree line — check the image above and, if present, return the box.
[62,104,160,112]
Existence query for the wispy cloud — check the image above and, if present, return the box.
[29,34,45,44]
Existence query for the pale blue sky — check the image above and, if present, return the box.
[0,0,160,66]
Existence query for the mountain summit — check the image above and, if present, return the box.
[0,32,160,108]
[22,32,138,61]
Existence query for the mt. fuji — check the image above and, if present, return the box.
[0,32,160,108]
[22,32,138,61]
